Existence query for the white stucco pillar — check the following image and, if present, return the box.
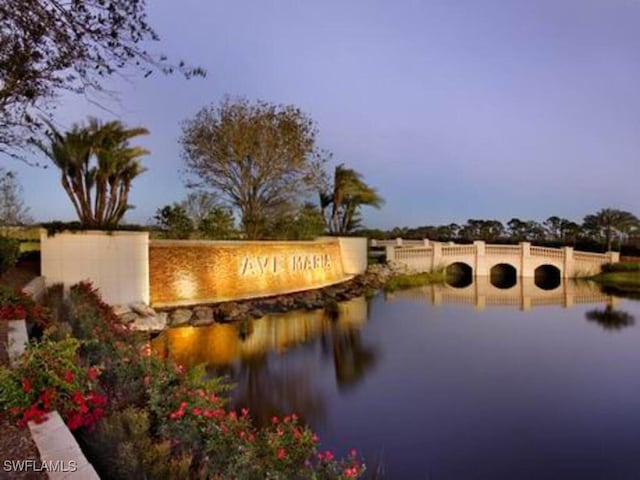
[520,242,533,277]
[432,242,443,271]
[607,251,620,263]
[563,246,574,279]
[386,245,395,263]
[40,230,149,305]
[474,241,487,276]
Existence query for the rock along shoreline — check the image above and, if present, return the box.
[117,264,398,332]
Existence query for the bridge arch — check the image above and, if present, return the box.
[445,262,473,288]
[489,263,517,289]
[534,264,561,290]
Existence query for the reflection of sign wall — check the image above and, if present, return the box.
[149,240,346,307]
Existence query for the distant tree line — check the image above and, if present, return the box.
[356,208,640,254]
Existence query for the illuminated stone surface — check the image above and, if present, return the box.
[149,239,349,307]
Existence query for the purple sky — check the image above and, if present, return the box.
[5,0,639,229]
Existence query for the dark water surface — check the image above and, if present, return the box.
[152,280,640,479]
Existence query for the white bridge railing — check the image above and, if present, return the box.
[377,238,619,278]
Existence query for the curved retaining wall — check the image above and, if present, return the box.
[40,232,367,308]
[149,239,350,307]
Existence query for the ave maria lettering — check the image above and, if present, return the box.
[240,253,333,276]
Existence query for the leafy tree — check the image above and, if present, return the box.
[0,0,204,158]
[179,191,220,229]
[198,206,235,240]
[0,168,32,225]
[460,219,504,242]
[36,118,149,228]
[266,203,326,240]
[506,218,528,241]
[320,164,384,234]
[583,208,639,251]
[181,98,325,239]
[544,216,572,242]
[155,194,235,240]
[154,204,194,239]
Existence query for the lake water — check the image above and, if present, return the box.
[152,279,640,479]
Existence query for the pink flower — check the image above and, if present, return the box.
[272,415,279,424]
[64,370,74,383]
[344,466,359,478]
[277,447,286,459]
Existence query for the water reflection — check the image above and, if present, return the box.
[151,297,378,424]
[327,327,377,391]
[585,305,635,331]
[388,277,621,311]
[151,279,640,478]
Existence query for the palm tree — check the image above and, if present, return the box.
[583,208,639,251]
[36,118,149,228]
[320,164,384,234]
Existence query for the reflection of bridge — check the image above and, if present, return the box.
[374,239,619,278]
[386,278,620,311]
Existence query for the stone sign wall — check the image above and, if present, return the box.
[149,239,349,307]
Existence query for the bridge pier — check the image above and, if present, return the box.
[433,242,443,271]
[474,241,488,276]
[563,246,574,279]
[520,242,534,277]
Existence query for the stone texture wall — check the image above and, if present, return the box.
[149,239,349,307]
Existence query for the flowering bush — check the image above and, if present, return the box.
[0,287,50,326]
[149,365,365,479]
[14,281,366,479]
[0,337,106,430]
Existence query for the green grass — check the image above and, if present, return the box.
[592,271,640,289]
[601,261,640,273]
[384,271,445,292]
[591,261,640,291]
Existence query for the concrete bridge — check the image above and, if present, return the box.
[373,239,619,279]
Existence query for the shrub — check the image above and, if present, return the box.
[78,407,191,480]
[149,366,365,479]
[0,287,50,326]
[31,281,367,479]
[0,235,20,274]
[0,337,106,430]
